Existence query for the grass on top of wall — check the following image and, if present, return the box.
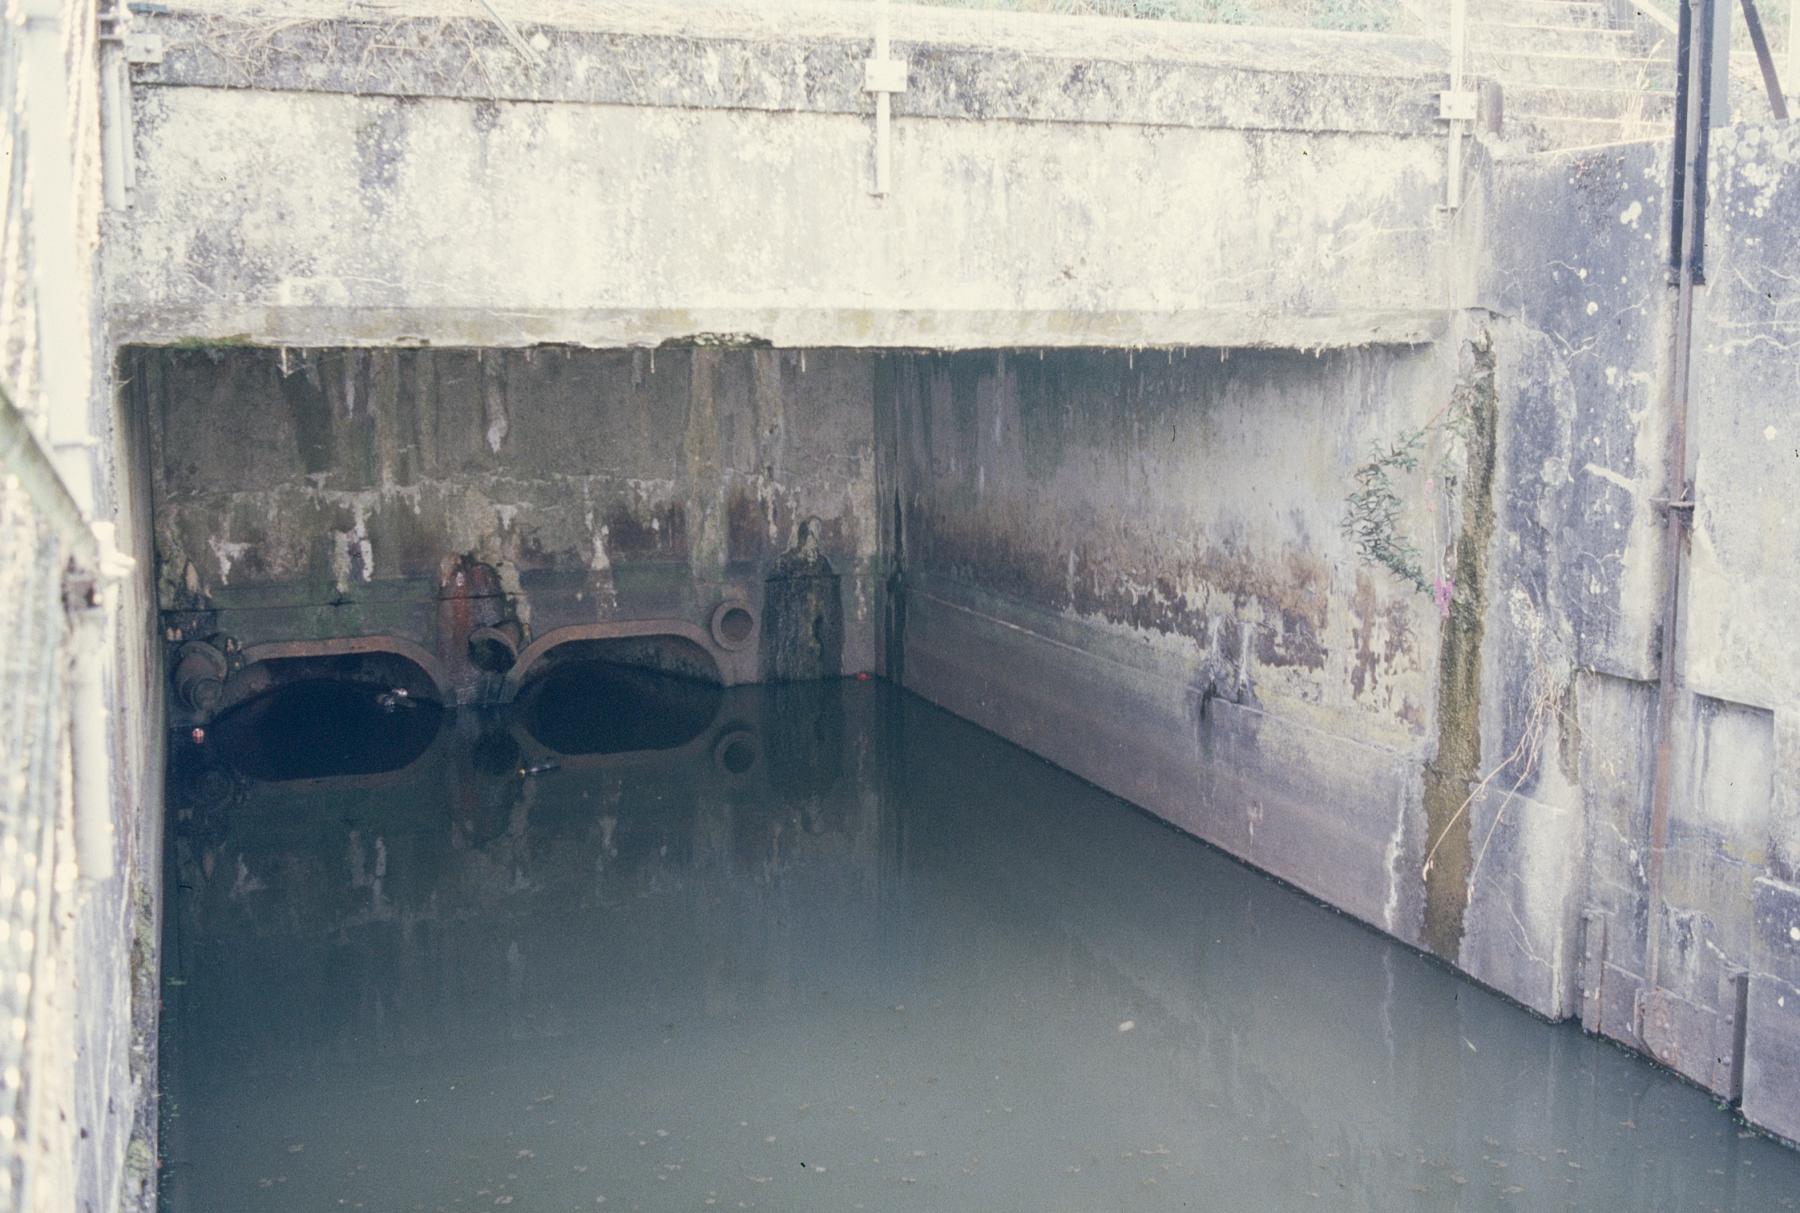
[915,0,1396,32]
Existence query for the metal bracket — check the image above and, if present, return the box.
[1438,90,1478,122]
[864,0,907,197]
[124,31,163,64]
[864,58,907,94]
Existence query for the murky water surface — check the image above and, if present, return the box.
[162,678,1800,1211]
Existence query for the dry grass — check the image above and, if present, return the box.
[1422,618,1573,899]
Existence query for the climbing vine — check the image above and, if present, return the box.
[1340,380,1474,607]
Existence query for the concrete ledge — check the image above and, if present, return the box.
[110,77,1450,350]
[135,0,1448,135]
[111,304,1449,352]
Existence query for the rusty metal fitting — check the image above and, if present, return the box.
[467,620,524,674]
[173,640,229,713]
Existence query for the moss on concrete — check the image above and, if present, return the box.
[1422,332,1497,961]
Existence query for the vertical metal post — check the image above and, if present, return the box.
[875,0,891,197]
[98,5,136,209]
[863,0,907,196]
[1706,0,1733,123]
[1643,0,1713,1019]
[1445,0,1470,210]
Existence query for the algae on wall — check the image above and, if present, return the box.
[1420,334,1499,961]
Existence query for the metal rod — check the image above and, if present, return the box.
[1446,0,1468,209]
[1643,0,1714,1014]
[875,0,892,197]
[1738,0,1790,118]
[70,601,117,882]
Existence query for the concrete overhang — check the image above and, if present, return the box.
[107,0,1456,350]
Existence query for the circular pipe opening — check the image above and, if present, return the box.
[468,622,522,674]
[173,642,229,713]
[710,601,757,651]
[712,729,758,776]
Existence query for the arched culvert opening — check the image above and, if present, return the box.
[513,635,723,757]
[206,651,445,783]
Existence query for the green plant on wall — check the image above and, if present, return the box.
[1341,384,1473,604]
[1313,0,1392,31]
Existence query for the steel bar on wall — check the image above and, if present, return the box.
[1446,0,1469,209]
[1643,0,1714,1017]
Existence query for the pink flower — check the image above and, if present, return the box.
[1433,574,1455,620]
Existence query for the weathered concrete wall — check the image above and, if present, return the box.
[0,3,164,1211]
[880,129,1800,1150]
[107,0,1452,352]
[1466,128,1800,1147]
[96,0,1800,1173]
[883,345,1458,950]
[136,345,881,700]
[1459,139,1674,1027]
[1678,122,1800,1145]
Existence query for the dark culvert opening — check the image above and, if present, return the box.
[208,661,444,782]
[516,636,723,756]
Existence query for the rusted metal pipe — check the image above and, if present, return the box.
[468,620,524,675]
[1643,0,1714,1017]
[173,641,229,713]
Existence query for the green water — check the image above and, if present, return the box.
[159,679,1800,1211]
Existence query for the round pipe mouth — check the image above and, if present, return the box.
[174,641,229,713]
[709,600,758,652]
[468,621,524,674]
[711,728,758,776]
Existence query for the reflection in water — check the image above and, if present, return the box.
[161,682,1800,1212]
[206,678,444,781]
[517,659,724,755]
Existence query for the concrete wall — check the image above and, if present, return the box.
[878,126,1800,1150]
[1677,122,1800,1144]
[1464,129,1800,1145]
[0,3,163,1211]
[883,346,1454,948]
[95,0,1800,1180]
[136,345,882,700]
[108,0,1452,352]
